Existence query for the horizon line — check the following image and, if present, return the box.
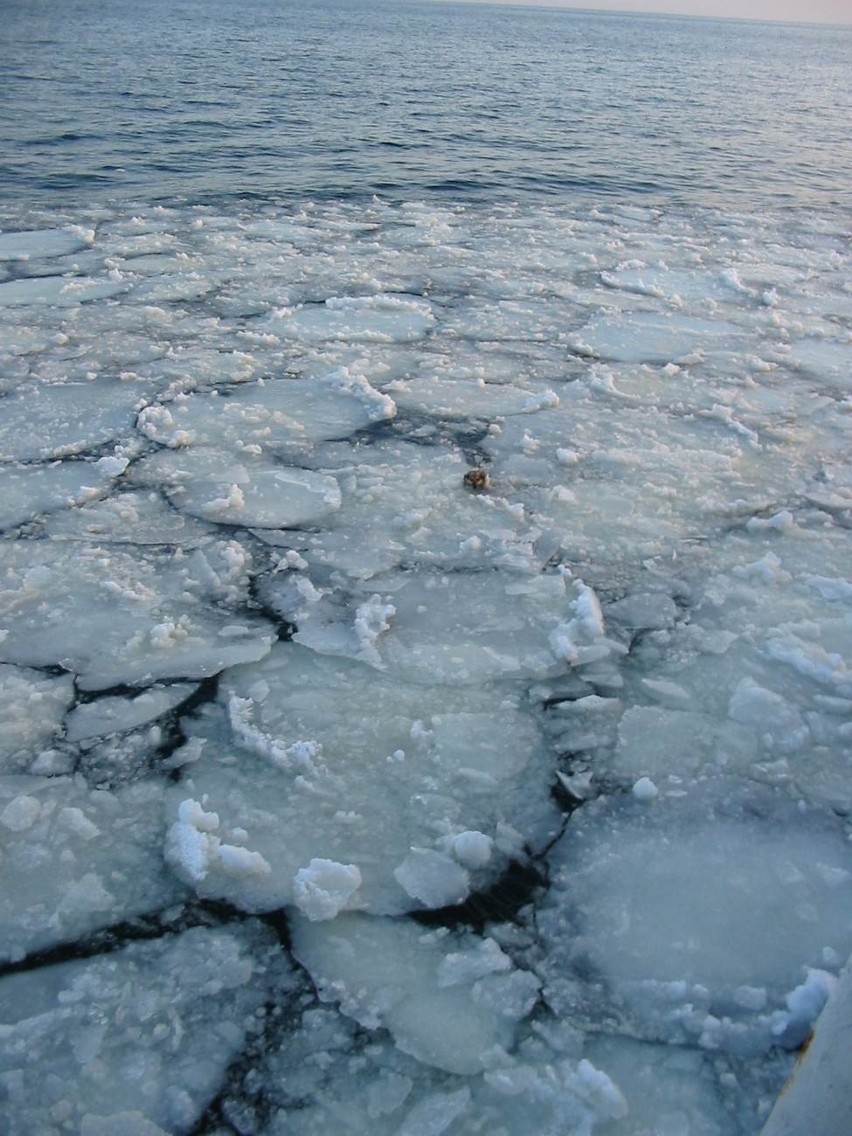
[417,0,852,29]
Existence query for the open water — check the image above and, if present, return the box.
[2,0,851,213]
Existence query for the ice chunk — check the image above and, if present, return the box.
[394,849,471,908]
[549,580,617,667]
[291,913,539,1074]
[762,955,852,1136]
[0,793,42,831]
[612,706,716,782]
[165,796,271,888]
[394,1089,471,1136]
[728,677,809,755]
[631,776,659,801]
[449,830,493,869]
[606,591,678,632]
[293,858,363,921]
[64,683,198,742]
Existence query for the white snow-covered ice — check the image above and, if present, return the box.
[0,198,849,1135]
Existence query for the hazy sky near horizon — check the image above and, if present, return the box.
[468,0,852,25]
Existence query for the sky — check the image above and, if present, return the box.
[474,0,852,24]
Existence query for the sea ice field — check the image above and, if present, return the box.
[0,196,850,1135]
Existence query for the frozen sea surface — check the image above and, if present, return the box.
[1,0,851,1129]
[0,194,849,1135]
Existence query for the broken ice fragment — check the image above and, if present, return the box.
[293,858,363,921]
[394,849,471,908]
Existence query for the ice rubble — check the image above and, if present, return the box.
[0,200,849,1134]
[259,565,621,683]
[0,774,183,962]
[0,923,294,1136]
[0,665,74,772]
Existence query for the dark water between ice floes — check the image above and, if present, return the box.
[1,0,851,215]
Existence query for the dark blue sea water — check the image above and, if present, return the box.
[2,0,851,214]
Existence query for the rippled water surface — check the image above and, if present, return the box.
[2,0,851,211]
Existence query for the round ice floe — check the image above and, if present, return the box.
[266,294,435,344]
[538,781,852,1054]
[388,376,560,420]
[440,292,580,341]
[164,642,560,915]
[0,460,126,531]
[568,310,746,365]
[786,337,852,390]
[131,270,215,304]
[0,227,94,260]
[135,367,395,456]
[131,447,342,528]
[601,263,769,310]
[41,488,214,546]
[0,540,274,690]
[0,773,184,961]
[0,923,293,1134]
[476,395,759,569]
[0,273,127,306]
[0,381,143,461]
